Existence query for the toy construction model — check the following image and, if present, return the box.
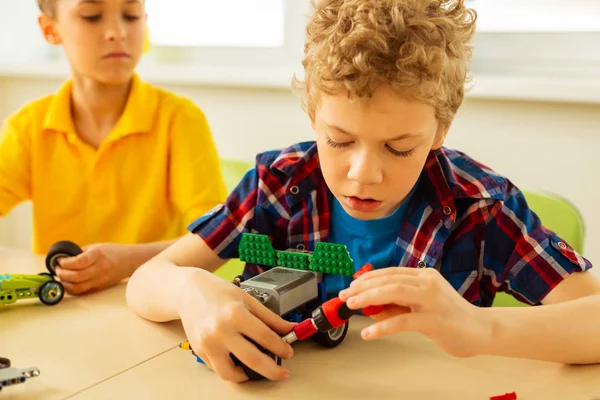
[0,357,40,392]
[180,233,382,380]
[1,240,82,306]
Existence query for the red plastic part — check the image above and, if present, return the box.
[489,392,517,400]
[321,297,348,328]
[362,305,384,316]
[353,263,374,280]
[293,318,318,340]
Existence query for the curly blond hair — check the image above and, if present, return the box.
[293,0,477,128]
[36,0,57,17]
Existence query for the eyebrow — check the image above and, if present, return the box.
[325,123,422,141]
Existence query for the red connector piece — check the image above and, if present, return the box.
[353,263,374,280]
[490,392,517,400]
[353,264,384,316]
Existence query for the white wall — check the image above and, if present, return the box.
[0,76,599,277]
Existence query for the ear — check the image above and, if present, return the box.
[431,123,450,150]
[38,14,62,45]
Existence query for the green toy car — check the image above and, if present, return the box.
[0,240,82,306]
[0,273,64,306]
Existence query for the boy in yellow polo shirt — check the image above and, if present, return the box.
[0,0,226,294]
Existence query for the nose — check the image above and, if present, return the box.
[347,148,383,186]
[105,17,126,41]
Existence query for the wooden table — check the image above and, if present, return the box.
[0,247,185,400]
[2,246,600,400]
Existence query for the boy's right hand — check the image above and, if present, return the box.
[177,269,295,383]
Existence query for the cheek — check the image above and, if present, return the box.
[128,24,145,45]
[316,140,345,185]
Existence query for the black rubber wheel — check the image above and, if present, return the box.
[310,321,349,348]
[230,337,281,380]
[45,241,82,276]
[38,272,53,279]
[38,280,65,306]
[0,357,10,369]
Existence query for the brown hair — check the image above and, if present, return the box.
[36,0,57,17]
[293,0,477,128]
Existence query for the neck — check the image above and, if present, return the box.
[70,73,133,148]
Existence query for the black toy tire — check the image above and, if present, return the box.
[230,337,281,380]
[0,357,10,369]
[310,321,349,348]
[239,354,282,381]
[45,241,83,276]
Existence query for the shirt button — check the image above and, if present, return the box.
[443,206,452,216]
[290,185,300,195]
[558,241,567,250]
[417,261,427,268]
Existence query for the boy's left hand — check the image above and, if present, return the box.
[338,266,493,358]
[54,243,133,295]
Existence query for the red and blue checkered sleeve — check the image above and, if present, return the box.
[187,165,260,260]
[483,184,593,305]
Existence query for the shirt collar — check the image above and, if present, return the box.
[42,73,158,141]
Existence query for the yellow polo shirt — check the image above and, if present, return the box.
[0,74,226,254]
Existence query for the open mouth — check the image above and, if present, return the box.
[344,196,382,212]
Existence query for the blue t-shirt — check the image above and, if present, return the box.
[323,189,416,296]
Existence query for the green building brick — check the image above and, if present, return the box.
[310,242,354,276]
[276,250,310,271]
[238,233,277,267]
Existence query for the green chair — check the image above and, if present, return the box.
[212,159,254,281]
[492,190,586,307]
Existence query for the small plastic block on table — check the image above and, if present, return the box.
[238,234,277,267]
[0,358,40,392]
[310,242,354,276]
[276,250,310,271]
[489,392,517,400]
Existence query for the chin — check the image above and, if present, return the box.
[94,70,136,85]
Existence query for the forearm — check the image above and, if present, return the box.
[122,239,178,276]
[481,294,600,364]
[125,257,209,322]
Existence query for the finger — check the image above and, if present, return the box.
[340,275,422,302]
[55,265,97,284]
[368,305,411,321]
[228,334,290,381]
[204,342,249,383]
[58,248,99,271]
[246,296,296,335]
[60,279,96,295]
[361,312,429,340]
[241,312,294,360]
[345,283,422,310]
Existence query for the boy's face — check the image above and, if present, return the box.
[39,0,146,85]
[313,89,448,220]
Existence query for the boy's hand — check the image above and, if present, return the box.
[338,267,493,358]
[178,270,295,383]
[55,243,133,295]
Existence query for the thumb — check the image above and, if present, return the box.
[59,247,98,270]
[246,297,296,335]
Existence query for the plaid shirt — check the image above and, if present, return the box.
[190,141,592,306]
